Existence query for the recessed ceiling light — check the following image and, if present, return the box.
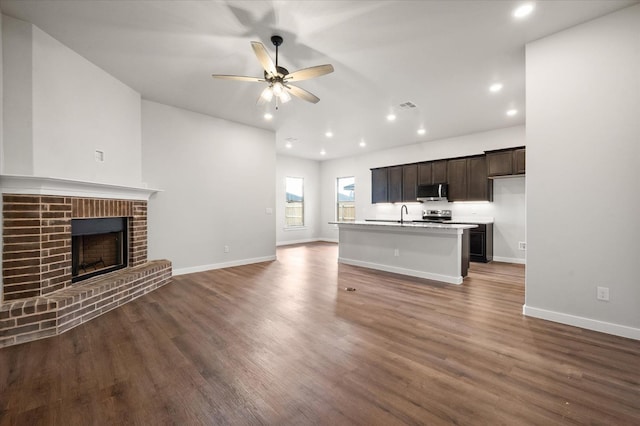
[513,3,535,19]
[489,83,503,93]
[386,114,396,122]
[320,149,326,156]
[417,128,427,135]
[325,131,333,138]
[506,109,518,116]
[359,141,366,147]
[285,142,292,149]
[264,112,273,120]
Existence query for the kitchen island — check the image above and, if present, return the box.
[330,221,477,284]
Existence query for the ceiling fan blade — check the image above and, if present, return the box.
[286,85,320,104]
[285,64,334,82]
[211,74,264,82]
[251,41,277,77]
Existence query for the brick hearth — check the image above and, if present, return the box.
[1,194,172,347]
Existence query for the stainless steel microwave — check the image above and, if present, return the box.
[416,183,448,201]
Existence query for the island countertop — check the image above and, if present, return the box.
[330,220,477,231]
[330,221,474,284]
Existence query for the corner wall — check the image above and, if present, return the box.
[525,5,640,339]
[1,15,142,186]
[141,100,276,274]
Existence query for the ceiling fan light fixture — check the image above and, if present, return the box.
[279,90,292,103]
[272,81,284,95]
[261,87,274,102]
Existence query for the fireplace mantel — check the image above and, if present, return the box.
[0,175,161,201]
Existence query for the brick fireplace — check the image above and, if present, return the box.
[1,180,172,348]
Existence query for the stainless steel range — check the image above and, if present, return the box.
[421,209,452,222]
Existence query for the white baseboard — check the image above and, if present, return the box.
[523,305,640,341]
[276,238,338,246]
[338,257,463,285]
[276,238,319,246]
[493,256,526,264]
[172,255,277,276]
[318,238,338,244]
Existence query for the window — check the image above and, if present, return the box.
[337,177,355,222]
[285,177,304,227]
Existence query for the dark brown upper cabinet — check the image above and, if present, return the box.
[417,160,447,186]
[467,156,492,201]
[447,156,493,202]
[371,168,388,203]
[432,160,448,183]
[417,162,433,185]
[487,147,526,177]
[402,164,418,202]
[513,148,526,174]
[388,166,403,203]
[447,158,468,201]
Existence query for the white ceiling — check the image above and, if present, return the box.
[1,0,637,160]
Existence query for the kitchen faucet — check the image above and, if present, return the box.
[400,204,408,225]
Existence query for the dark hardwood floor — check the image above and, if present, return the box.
[1,242,639,425]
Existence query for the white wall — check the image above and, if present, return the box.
[2,15,33,175]
[525,5,640,339]
[2,15,142,186]
[319,126,526,262]
[141,100,276,274]
[276,155,321,245]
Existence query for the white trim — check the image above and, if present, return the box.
[523,305,640,341]
[492,256,526,264]
[0,174,161,200]
[338,257,463,285]
[172,255,276,276]
[276,238,319,246]
[276,238,339,246]
[318,238,338,244]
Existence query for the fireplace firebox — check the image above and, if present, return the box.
[71,217,128,282]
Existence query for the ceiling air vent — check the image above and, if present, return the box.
[398,101,417,110]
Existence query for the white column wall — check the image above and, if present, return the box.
[525,5,640,339]
[1,15,33,175]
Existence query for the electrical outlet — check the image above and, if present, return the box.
[224,245,230,253]
[596,286,609,301]
[265,208,273,215]
[94,150,104,162]
[394,248,400,257]
[518,242,527,251]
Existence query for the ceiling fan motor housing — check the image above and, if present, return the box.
[271,35,284,47]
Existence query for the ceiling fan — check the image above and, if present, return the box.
[212,35,334,107]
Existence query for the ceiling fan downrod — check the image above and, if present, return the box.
[271,35,283,68]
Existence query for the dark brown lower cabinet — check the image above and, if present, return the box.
[469,223,493,263]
